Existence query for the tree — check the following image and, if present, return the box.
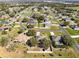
[38,38,51,49]
[77,22,79,27]
[71,18,75,21]
[0,36,8,47]
[26,37,38,47]
[22,18,29,22]
[9,12,15,17]
[26,30,36,36]
[32,13,45,23]
[63,21,69,26]
[6,44,16,52]
[17,28,23,34]
[74,19,79,23]
[0,24,3,27]
[5,10,9,14]
[43,39,51,49]
[61,35,74,46]
[52,41,57,48]
[37,15,45,23]
[1,30,7,35]
[27,25,34,28]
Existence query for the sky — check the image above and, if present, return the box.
[0,0,79,1]
[0,0,79,2]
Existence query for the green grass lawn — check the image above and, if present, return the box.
[68,7,79,11]
[50,26,59,30]
[73,38,79,44]
[41,32,50,36]
[66,28,79,35]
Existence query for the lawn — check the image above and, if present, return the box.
[73,38,79,44]
[0,46,24,58]
[53,48,79,58]
[50,26,62,36]
[50,26,59,30]
[41,32,50,36]
[66,28,79,35]
[0,46,79,58]
[54,31,62,36]
[67,7,79,11]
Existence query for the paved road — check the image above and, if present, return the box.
[54,12,79,53]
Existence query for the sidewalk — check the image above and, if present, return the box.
[27,51,52,53]
[71,35,79,38]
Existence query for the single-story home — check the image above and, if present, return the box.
[70,25,79,30]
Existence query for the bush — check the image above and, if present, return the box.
[63,21,69,26]
[38,38,51,49]
[27,25,34,28]
[0,36,8,47]
[26,30,36,36]
[77,23,79,27]
[1,31,7,35]
[61,35,74,46]
[22,18,29,22]
[26,37,38,47]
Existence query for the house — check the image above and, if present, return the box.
[35,32,45,41]
[70,25,79,30]
[36,32,40,36]
[55,36,63,46]
[60,23,66,27]
[27,18,38,25]
[0,27,9,30]
[63,17,71,22]
[50,35,63,47]
[69,21,76,26]
[43,6,48,10]
[74,27,79,30]
[50,32,55,36]
[42,18,52,28]
[57,14,62,18]
[32,6,38,11]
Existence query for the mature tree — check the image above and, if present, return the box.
[26,37,38,47]
[71,18,75,21]
[9,12,15,17]
[1,30,7,35]
[74,19,79,23]
[77,22,79,27]
[61,35,74,46]
[52,41,57,48]
[22,18,29,22]
[0,24,3,27]
[37,15,45,23]
[26,30,36,36]
[5,10,9,14]
[63,21,69,26]
[8,27,20,38]
[6,44,16,52]
[27,25,34,28]
[38,38,51,49]
[43,39,51,49]
[32,14,45,23]
[0,36,8,47]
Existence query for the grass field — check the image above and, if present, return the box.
[0,46,79,58]
[67,7,79,11]
[66,28,79,35]
[73,38,79,44]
